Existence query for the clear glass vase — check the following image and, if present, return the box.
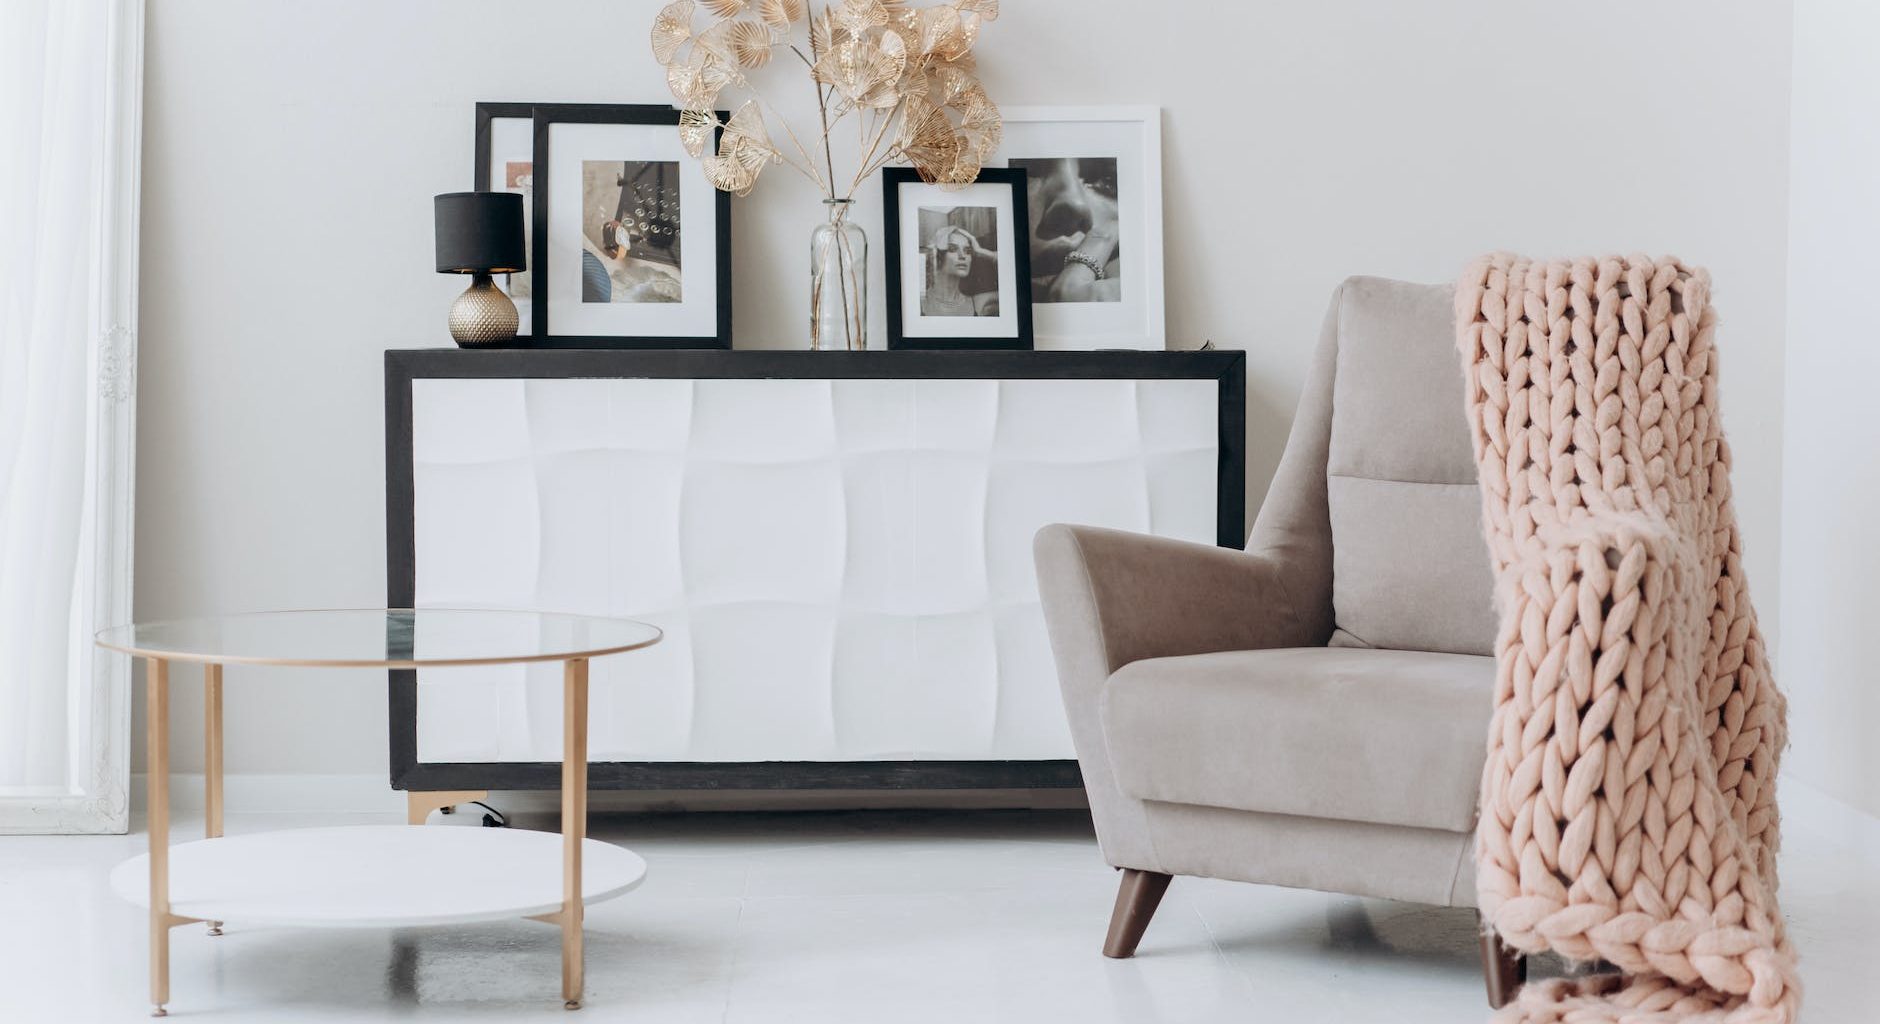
[810,198,867,351]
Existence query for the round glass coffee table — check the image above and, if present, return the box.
[95,608,662,1016]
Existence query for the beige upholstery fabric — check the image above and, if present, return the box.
[1102,647,1493,832]
[1140,801,1479,908]
[1325,277,1497,655]
[1032,274,1492,912]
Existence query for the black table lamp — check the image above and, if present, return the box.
[435,191,526,347]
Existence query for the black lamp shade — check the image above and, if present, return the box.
[434,191,525,274]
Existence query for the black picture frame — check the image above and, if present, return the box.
[472,101,533,191]
[882,166,1033,351]
[529,103,732,349]
[473,102,538,341]
[384,347,1247,793]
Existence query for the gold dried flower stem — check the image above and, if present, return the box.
[850,109,902,195]
[654,0,1000,197]
[752,88,830,193]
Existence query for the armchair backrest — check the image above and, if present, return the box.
[1247,276,1497,656]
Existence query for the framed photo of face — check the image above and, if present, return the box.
[882,167,1033,350]
[530,103,732,348]
[992,106,1165,350]
[474,102,536,337]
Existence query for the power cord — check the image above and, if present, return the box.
[439,800,507,827]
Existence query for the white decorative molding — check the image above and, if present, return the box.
[409,376,1218,767]
[0,0,143,834]
[97,323,137,401]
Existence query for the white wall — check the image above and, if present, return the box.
[1779,0,1880,817]
[134,0,1794,779]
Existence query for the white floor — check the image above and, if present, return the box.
[2,782,1875,1023]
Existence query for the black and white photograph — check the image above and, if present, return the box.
[998,107,1165,349]
[1009,157,1120,304]
[883,167,1032,350]
[531,103,730,348]
[917,205,1002,317]
[581,159,682,304]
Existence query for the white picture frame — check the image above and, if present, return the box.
[993,105,1166,351]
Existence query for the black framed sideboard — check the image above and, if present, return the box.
[385,349,1245,795]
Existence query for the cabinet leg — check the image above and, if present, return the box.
[204,663,224,936]
[405,789,489,826]
[561,658,589,1010]
[147,658,171,1015]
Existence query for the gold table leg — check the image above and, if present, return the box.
[203,663,224,936]
[147,657,171,1017]
[561,657,589,1010]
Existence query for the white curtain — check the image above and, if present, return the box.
[0,2,124,800]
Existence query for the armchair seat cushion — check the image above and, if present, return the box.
[1100,646,1494,832]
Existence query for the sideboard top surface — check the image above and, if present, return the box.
[385,347,1245,381]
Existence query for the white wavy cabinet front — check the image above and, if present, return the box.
[411,376,1218,766]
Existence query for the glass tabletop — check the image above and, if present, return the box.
[94,609,662,667]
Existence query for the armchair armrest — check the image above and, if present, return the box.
[1033,524,1317,678]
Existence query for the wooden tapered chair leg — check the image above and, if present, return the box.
[1102,869,1173,959]
[1479,915,1526,1009]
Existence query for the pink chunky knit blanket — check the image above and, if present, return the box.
[1455,255,1796,1023]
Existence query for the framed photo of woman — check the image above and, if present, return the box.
[474,102,536,337]
[993,106,1165,350]
[882,167,1033,350]
[530,103,732,348]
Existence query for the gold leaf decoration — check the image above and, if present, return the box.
[897,96,960,183]
[650,0,1000,197]
[812,30,904,107]
[700,153,756,195]
[958,91,999,153]
[722,100,776,158]
[758,0,804,29]
[651,0,695,64]
[863,30,908,106]
[933,10,979,61]
[834,0,890,34]
[667,48,735,107]
[928,63,975,106]
[940,140,980,186]
[722,18,775,68]
[809,6,841,57]
[678,107,720,158]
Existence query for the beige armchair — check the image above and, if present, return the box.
[1034,276,1526,1006]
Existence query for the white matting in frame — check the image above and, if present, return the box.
[544,120,720,340]
[895,179,1023,340]
[486,115,534,335]
[995,106,1165,351]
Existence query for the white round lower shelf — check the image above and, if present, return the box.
[109,825,646,928]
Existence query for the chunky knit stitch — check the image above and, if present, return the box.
[1455,255,1796,1023]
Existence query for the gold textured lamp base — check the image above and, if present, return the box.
[449,274,520,347]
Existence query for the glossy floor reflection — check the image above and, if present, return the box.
[2,780,1874,1022]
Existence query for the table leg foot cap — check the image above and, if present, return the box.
[151,1007,167,1017]
[208,924,223,936]
[564,1000,581,1011]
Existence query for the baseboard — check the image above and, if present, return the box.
[127,773,1091,817]
[129,773,406,815]
[1778,772,1880,842]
